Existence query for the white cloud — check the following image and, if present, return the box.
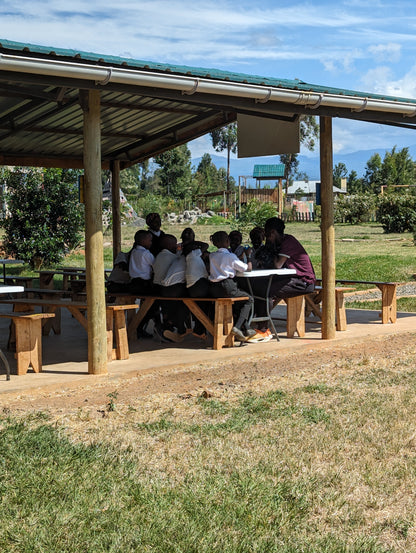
[332,119,416,155]
[0,0,383,69]
[368,42,401,62]
[361,64,416,98]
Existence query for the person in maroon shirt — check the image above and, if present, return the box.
[250,217,315,334]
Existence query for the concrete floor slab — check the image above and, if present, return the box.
[0,302,415,397]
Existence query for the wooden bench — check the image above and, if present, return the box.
[273,286,355,337]
[4,276,34,288]
[305,286,356,331]
[316,279,397,324]
[0,298,138,362]
[108,293,250,350]
[0,312,55,375]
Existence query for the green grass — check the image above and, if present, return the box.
[3,350,416,552]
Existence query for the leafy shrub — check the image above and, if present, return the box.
[237,199,278,231]
[334,193,376,224]
[376,192,416,233]
[2,168,84,268]
[130,193,173,218]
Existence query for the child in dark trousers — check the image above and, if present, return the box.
[208,231,256,342]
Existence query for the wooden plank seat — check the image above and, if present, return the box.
[316,279,397,324]
[0,298,138,362]
[0,312,55,375]
[4,276,34,288]
[107,293,250,350]
[272,285,355,337]
[305,286,356,331]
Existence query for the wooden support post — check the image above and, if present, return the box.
[111,160,122,261]
[320,116,336,339]
[83,89,108,375]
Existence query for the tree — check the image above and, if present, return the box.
[380,146,415,190]
[280,153,299,193]
[347,170,363,194]
[210,123,237,192]
[300,115,320,150]
[154,144,193,199]
[195,153,220,194]
[363,153,382,194]
[2,167,83,268]
[333,162,348,188]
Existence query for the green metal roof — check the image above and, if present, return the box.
[253,164,285,178]
[1,38,416,170]
[1,38,416,106]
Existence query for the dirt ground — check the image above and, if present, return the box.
[2,331,415,415]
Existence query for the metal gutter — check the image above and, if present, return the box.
[1,52,416,118]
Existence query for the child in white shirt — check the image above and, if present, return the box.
[153,234,190,342]
[129,230,155,294]
[209,231,255,342]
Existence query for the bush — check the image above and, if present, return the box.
[334,193,376,224]
[130,193,174,218]
[237,199,278,231]
[2,168,84,268]
[376,192,416,233]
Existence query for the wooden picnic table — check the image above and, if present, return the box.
[38,268,111,290]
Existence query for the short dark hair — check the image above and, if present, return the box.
[264,217,285,235]
[159,234,177,250]
[210,230,228,248]
[249,226,265,241]
[134,229,152,245]
[145,212,161,225]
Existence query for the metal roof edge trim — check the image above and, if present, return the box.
[1,38,416,116]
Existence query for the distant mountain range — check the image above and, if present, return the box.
[192,145,416,183]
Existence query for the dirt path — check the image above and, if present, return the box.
[2,332,415,415]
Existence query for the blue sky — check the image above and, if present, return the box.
[2,0,416,160]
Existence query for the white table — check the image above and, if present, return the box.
[0,285,24,380]
[0,259,25,282]
[236,269,297,340]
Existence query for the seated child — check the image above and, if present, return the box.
[247,226,265,269]
[106,251,131,293]
[229,230,248,263]
[183,240,210,339]
[208,230,256,342]
[146,212,165,256]
[129,229,155,295]
[153,234,190,343]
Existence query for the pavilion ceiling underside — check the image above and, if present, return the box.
[0,71,416,169]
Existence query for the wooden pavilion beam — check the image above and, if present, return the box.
[111,159,122,261]
[320,116,336,340]
[82,88,107,375]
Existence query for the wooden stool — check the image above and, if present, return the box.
[0,312,55,375]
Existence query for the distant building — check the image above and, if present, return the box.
[287,180,347,201]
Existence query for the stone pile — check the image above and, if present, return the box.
[166,208,215,224]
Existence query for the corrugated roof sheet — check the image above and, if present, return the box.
[253,164,285,178]
[2,38,416,105]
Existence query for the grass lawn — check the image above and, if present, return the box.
[2,336,416,552]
